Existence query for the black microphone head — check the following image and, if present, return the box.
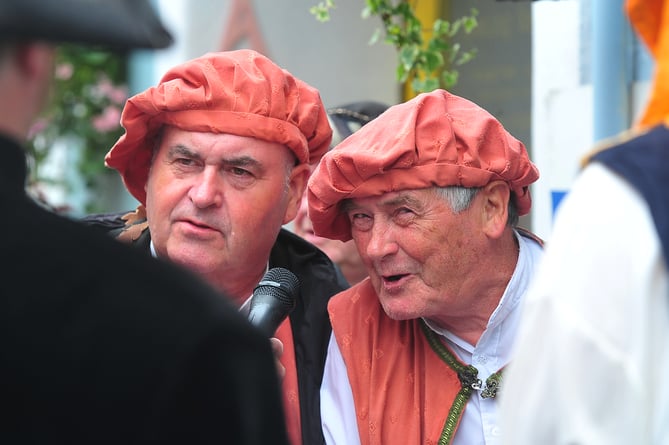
[248,267,299,336]
[254,267,299,310]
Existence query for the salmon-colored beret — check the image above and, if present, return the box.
[105,49,332,205]
[308,89,539,242]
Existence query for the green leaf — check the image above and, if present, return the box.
[310,0,478,93]
[396,63,409,83]
[369,28,382,45]
[423,51,444,73]
[442,70,459,89]
[399,45,419,69]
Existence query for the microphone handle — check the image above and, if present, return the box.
[247,301,291,337]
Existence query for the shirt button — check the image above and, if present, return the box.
[491,426,501,437]
[474,353,488,364]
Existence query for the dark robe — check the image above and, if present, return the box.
[1,133,290,445]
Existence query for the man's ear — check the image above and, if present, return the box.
[480,180,511,239]
[283,163,311,224]
[7,43,56,137]
[16,43,55,80]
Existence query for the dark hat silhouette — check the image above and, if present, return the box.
[327,101,389,147]
[0,0,172,49]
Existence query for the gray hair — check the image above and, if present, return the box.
[435,185,519,227]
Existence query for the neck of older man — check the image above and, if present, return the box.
[429,228,520,347]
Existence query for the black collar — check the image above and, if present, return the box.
[0,132,29,196]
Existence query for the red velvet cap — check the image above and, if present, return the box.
[308,89,539,242]
[105,49,332,205]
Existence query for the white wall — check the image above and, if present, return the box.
[531,0,591,239]
[153,0,400,108]
[108,0,402,211]
[531,0,651,240]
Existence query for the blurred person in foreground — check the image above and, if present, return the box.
[294,101,388,286]
[500,0,669,443]
[307,89,543,445]
[83,49,348,445]
[0,1,289,444]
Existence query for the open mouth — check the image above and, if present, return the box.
[384,273,408,283]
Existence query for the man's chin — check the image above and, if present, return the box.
[168,249,220,274]
[381,306,416,321]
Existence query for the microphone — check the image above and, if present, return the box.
[248,267,299,337]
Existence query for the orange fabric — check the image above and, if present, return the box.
[308,89,539,242]
[328,280,465,445]
[626,0,669,128]
[105,49,332,205]
[275,319,301,445]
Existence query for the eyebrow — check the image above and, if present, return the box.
[167,144,199,160]
[341,192,423,212]
[167,144,262,169]
[381,194,422,209]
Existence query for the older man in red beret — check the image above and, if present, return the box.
[308,89,542,445]
[85,49,348,445]
[293,100,389,286]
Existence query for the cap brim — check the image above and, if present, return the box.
[0,0,173,50]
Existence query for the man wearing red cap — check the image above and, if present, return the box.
[294,101,389,286]
[307,89,542,445]
[500,0,669,443]
[1,1,289,444]
[84,49,348,445]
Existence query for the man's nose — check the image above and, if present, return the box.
[364,219,399,260]
[189,169,223,208]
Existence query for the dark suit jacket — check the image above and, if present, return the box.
[0,133,289,445]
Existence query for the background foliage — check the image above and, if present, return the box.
[25,3,478,212]
[311,0,478,93]
[26,45,128,212]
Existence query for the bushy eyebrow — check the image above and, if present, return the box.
[167,144,199,160]
[167,144,262,170]
[381,194,422,209]
[225,156,262,169]
[340,193,423,213]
